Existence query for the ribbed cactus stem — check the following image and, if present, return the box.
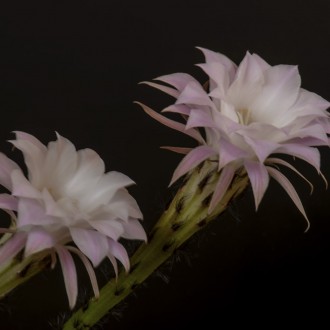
[0,251,50,298]
[63,161,249,330]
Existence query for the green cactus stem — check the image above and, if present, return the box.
[63,161,249,330]
[0,250,50,299]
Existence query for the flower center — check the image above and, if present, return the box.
[237,108,252,125]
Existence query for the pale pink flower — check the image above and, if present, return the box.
[0,132,146,308]
[138,47,330,230]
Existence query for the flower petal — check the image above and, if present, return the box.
[0,153,20,191]
[135,102,204,144]
[56,245,78,309]
[209,165,236,213]
[170,145,217,185]
[267,166,309,231]
[276,144,321,172]
[0,193,18,211]
[244,160,270,210]
[121,219,147,242]
[11,169,41,199]
[24,227,55,257]
[16,198,56,228]
[70,228,108,267]
[89,219,124,241]
[0,232,26,265]
[155,72,199,92]
[67,246,99,299]
[160,146,193,154]
[107,239,130,272]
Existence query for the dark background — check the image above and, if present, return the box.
[1,0,330,329]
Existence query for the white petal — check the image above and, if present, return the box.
[11,169,41,199]
[89,219,124,241]
[121,219,147,241]
[0,152,20,191]
[70,227,108,267]
[9,139,45,186]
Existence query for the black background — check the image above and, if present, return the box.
[1,1,330,329]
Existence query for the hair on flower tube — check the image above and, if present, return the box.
[0,132,146,308]
[137,47,330,231]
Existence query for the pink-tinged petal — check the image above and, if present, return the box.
[242,136,280,163]
[107,254,119,278]
[176,81,216,109]
[139,81,178,98]
[161,104,191,115]
[267,166,309,231]
[0,232,26,265]
[160,146,193,154]
[89,219,124,241]
[16,198,56,228]
[290,123,329,144]
[0,153,20,191]
[276,144,321,172]
[186,108,217,129]
[135,102,204,143]
[121,219,147,241]
[66,246,99,299]
[11,169,41,199]
[107,239,130,272]
[244,160,270,210]
[196,47,237,80]
[266,158,314,194]
[70,228,108,267]
[56,245,78,309]
[24,227,55,257]
[209,165,236,213]
[170,146,217,185]
[218,139,248,170]
[0,193,18,211]
[197,62,229,99]
[155,72,199,92]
